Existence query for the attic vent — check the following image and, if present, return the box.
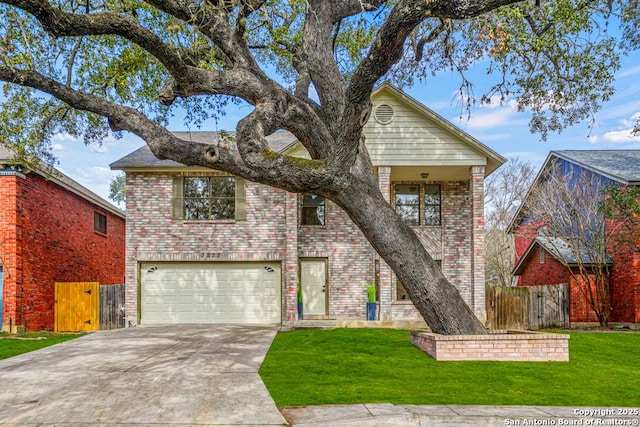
[374,104,394,125]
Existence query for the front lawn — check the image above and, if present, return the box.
[0,332,83,360]
[259,328,640,407]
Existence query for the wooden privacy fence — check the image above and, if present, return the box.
[486,283,569,330]
[55,282,125,332]
[100,284,125,330]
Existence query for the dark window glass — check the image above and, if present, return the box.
[424,184,441,225]
[184,177,235,220]
[94,212,107,234]
[301,194,325,225]
[395,184,420,225]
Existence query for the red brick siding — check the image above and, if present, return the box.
[514,243,598,323]
[513,221,544,263]
[513,215,640,324]
[0,175,19,330]
[517,245,571,287]
[568,275,602,323]
[1,173,125,331]
[609,252,640,323]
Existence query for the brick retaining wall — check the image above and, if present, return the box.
[410,331,569,362]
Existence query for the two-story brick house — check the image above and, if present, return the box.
[510,150,640,325]
[111,83,505,327]
[1,147,126,332]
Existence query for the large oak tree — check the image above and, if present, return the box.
[0,0,638,334]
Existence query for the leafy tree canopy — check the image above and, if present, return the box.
[0,0,638,168]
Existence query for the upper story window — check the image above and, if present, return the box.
[394,183,441,226]
[395,184,420,225]
[300,194,325,226]
[172,175,246,221]
[423,184,441,226]
[94,212,107,234]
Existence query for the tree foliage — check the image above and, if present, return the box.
[524,163,621,327]
[484,157,536,286]
[0,0,638,334]
[109,173,126,205]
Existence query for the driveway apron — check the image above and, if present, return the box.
[0,325,288,426]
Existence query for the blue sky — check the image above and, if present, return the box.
[51,52,640,207]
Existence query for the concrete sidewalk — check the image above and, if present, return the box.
[282,403,640,426]
[0,325,288,425]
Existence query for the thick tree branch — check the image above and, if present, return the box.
[303,0,347,128]
[0,67,334,192]
[1,0,190,77]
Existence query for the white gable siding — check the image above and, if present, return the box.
[287,143,311,159]
[363,93,486,166]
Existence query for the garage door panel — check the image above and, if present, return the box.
[141,262,281,324]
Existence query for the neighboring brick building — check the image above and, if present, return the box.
[510,150,640,326]
[111,83,505,327]
[0,147,125,332]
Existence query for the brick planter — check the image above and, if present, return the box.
[410,330,569,362]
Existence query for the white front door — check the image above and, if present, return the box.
[300,259,327,317]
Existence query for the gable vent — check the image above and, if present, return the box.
[374,104,394,125]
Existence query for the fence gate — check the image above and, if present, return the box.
[529,283,569,329]
[55,282,100,332]
[486,285,530,330]
[100,284,125,330]
[486,284,569,330]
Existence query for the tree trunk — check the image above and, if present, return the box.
[333,176,487,335]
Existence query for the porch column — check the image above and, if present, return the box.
[470,165,486,323]
[377,166,393,321]
[284,191,299,322]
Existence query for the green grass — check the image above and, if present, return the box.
[0,332,83,360]
[259,328,640,407]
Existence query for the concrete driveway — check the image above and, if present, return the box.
[0,325,288,426]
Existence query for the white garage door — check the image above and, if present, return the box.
[140,262,281,324]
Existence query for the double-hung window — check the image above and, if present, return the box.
[394,184,420,225]
[394,183,441,226]
[300,194,325,226]
[94,212,107,234]
[173,175,246,221]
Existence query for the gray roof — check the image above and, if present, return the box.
[553,150,640,184]
[537,236,591,265]
[0,144,124,218]
[513,234,612,275]
[111,130,298,169]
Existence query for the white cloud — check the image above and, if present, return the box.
[457,100,520,131]
[68,166,119,202]
[52,143,66,152]
[602,129,640,144]
[621,112,640,128]
[616,65,640,79]
[601,112,640,145]
[88,142,109,154]
[52,132,82,143]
